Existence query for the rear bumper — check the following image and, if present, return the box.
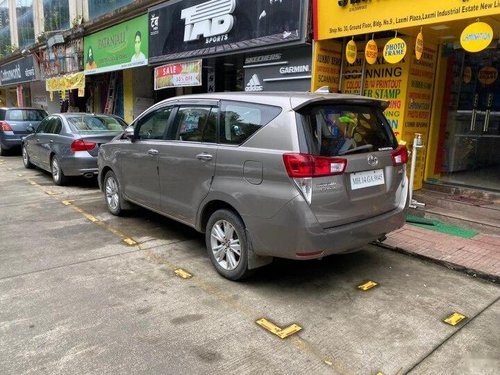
[244,183,408,260]
[59,154,98,176]
[0,134,23,149]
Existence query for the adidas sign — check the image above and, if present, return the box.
[245,74,263,92]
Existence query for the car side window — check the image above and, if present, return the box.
[219,101,281,145]
[136,107,172,140]
[36,118,50,133]
[168,106,215,142]
[45,118,62,134]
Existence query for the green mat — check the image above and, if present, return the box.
[405,214,479,239]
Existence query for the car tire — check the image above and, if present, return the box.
[206,209,250,281]
[51,156,67,186]
[22,145,33,168]
[104,170,129,216]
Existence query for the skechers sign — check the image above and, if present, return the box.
[148,0,305,63]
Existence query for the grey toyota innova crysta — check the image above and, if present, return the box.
[98,92,409,280]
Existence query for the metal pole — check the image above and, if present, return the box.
[409,133,426,209]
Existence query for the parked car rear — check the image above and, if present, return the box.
[23,113,127,185]
[0,107,47,155]
[98,92,409,280]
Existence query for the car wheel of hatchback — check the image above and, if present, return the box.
[22,145,33,169]
[51,156,67,185]
[104,170,129,216]
[206,209,250,281]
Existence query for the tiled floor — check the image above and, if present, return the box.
[382,224,500,282]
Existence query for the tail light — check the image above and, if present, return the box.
[391,145,408,166]
[0,121,13,132]
[283,153,346,178]
[283,153,347,205]
[71,139,97,152]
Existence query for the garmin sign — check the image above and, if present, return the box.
[0,56,38,86]
[244,46,312,92]
[148,0,305,63]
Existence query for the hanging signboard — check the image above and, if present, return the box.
[346,40,357,64]
[415,32,424,61]
[154,60,202,90]
[315,0,500,40]
[365,39,378,65]
[460,22,493,53]
[478,67,498,85]
[83,15,148,75]
[46,72,85,92]
[463,66,472,84]
[148,0,306,63]
[383,37,406,64]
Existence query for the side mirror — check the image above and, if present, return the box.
[26,125,35,133]
[123,125,135,141]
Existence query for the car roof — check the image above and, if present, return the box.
[0,107,46,111]
[153,91,388,111]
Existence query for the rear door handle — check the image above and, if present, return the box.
[147,149,159,156]
[196,153,213,161]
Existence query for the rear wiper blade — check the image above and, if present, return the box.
[338,144,373,155]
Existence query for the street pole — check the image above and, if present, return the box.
[409,133,426,209]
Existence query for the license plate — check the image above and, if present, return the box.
[350,169,385,190]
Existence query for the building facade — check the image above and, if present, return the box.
[312,0,499,192]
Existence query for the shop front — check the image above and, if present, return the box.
[83,14,150,123]
[313,0,500,192]
[148,0,310,99]
[40,37,85,114]
[0,55,40,107]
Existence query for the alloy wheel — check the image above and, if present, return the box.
[105,175,120,212]
[210,219,241,271]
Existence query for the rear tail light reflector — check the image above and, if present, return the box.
[0,121,13,132]
[391,145,408,166]
[71,139,97,152]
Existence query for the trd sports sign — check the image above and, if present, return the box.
[148,0,306,63]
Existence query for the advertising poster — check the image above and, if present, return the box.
[310,39,342,93]
[404,42,437,190]
[148,0,305,63]
[154,60,202,90]
[341,37,411,140]
[84,15,148,75]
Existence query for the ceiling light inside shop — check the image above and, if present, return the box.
[430,25,449,30]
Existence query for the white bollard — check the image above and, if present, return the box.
[408,133,426,209]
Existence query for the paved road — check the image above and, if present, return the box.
[1,155,499,375]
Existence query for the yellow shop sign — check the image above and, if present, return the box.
[460,22,493,52]
[365,39,378,65]
[346,40,357,64]
[415,32,424,61]
[383,38,406,64]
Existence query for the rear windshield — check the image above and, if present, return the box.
[6,109,47,121]
[298,105,397,156]
[67,115,126,132]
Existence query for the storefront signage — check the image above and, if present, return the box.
[463,66,472,83]
[415,32,424,61]
[365,39,377,65]
[46,72,85,92]
[315,0,500,39]
[83,15,148,75]
[383,37,406,64]
[478,67,498,85]
[154,59,202,90]
[460,21,493,53]
[148,0,305,63]
[310,39,342,92]
[244,46,312,92]
[346,40,357,64]
[0,56,38,86]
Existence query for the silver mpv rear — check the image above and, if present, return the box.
[98,92,409,280]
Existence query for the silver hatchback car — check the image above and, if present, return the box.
[98,92,409,280]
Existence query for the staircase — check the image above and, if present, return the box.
[410,183,500,236]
